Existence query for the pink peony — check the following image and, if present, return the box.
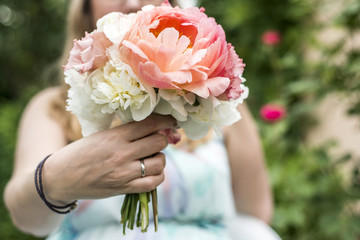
[118,1,245,100]
[64,31,112,73]
[262,30,281,46]
[260,104,286,122]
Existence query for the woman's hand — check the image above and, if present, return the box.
[4,88,177,236]
[43,114,177,205]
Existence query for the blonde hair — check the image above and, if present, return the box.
[50,0,92,142]
[50,0,212,147]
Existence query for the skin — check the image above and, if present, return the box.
[4,0,273,237]
[224,103,273,223]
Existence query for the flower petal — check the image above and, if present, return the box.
[178,117,210,140]
[131,95,154,121]
[181,80,209,98]
[154,99,172,115]
[137,61,179,88]
[212,101,241,126]
[206,77,230,96]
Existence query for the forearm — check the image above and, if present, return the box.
[230,154,273,223]
[225,104,273,223]
[4,170,65,237]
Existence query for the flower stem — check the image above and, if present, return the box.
[139,192,149,232]
[128,194,138,230]
[120,188,158,234]
[121,194,131,235]
[120,194,129,224]
[151,188,158,232]
[136,199,141,228]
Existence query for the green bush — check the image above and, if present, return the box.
[261,120,360,239]
[200,0,360,238]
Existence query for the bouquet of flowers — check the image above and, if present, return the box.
[64,0,248,234]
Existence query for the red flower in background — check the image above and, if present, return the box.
[260,104,286,122]
[262,30,281,46]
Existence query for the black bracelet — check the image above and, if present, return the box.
[34,154,78,214]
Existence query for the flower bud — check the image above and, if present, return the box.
[261,30,281,46]
[260,104,286,122]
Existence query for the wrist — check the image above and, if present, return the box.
[41,154,77,206]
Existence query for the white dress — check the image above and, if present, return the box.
[47,136,281,240]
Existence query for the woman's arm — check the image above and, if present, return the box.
[224,103,273,223]
[4,87,176,236]
[4,88,69,236]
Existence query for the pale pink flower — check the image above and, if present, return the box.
[262,30,281,46]
[118,1,245,100]
[64,31,112,73]
[260,104,286,122]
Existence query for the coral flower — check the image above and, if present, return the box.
[118,1,246,101]
[260,104,286,122]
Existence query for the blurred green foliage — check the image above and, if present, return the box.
[0,0,67,100]
[0,0,67,239]
[0,0,359,239]
[200,0,360,239]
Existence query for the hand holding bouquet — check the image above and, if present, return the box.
[64,0,248,234]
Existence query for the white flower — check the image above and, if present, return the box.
[96,12,136,45]
[65,69,114,137]
[237,82,249,104]
[87,61,155,122]
[177,96,241,140]
[178,117,210,140]
[177,97,213,139]
[154,89,189,121]
[212,100,241,126]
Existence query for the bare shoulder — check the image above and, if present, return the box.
[14,86,67,174]
[20,86,65,135]
[20,87,61,133]
[27,86,62,109]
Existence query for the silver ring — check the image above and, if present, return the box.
[140,159,146,177]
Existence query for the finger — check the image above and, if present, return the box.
[125,172,165,194]
[119,152,165,182]
[134,152,166,178]
[128,133,168,160]
[121,114,177,141]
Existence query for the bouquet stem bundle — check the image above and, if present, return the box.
[120,189,158,234]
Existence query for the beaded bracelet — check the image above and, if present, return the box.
[34,154,78,214]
